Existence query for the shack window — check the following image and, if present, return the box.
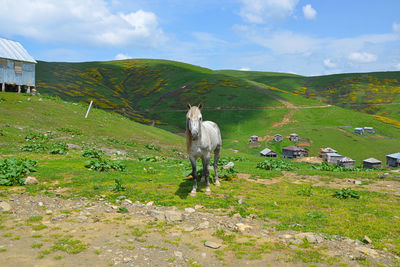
[14,61,22,74]
[0,59,7,66]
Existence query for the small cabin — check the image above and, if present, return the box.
[289,133,299,142]
[274,134,283,143]
[363,127,375,133]
[282,146,308,159]
[324,152,343,164]
[354,127,364,135]
[249,135,258,143]
[260,148,277,158]
[386,153,400,167]
[0,37,36,93]
[363,158,382,169]
[337,157,355,168]
[319,147,337,158]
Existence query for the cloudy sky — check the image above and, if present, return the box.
[1,0,400,75]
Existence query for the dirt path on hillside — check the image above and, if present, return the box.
[1,192,399,267]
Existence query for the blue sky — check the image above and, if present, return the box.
[1,0,400,76]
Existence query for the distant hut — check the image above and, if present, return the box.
[260,148,277,158]
[0,37,36,93]
[319,147,337,158]
[249,135,258,143]
[324,152,343,164]
[338,157,355,168]
[289,133,299,142]
[282,146,308,159]
[363,127,375,133]
[274,134,283,143]
[354,127,364,135]
[386,153,400,167]
[363,158,382,169]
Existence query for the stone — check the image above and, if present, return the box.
[122,199,133,205]
[146,201,154,207]
[204,241,221,249]
[76,215,88,222]
[356,246,378,258]
[201,252,207,258]
[362,235,372,244]
[238,199,245,204]
[235,223,252,233]
[24,176,39,185]
[147,210,165,221]
[38,202,44,207]
[354,180,362,185]
[117,196,126,200]
[123,257,132,263]
[0,201,12,212]
[232,213,242,219]
[194,204,204,210]
[184,207,195,213]
[199,221,210,229]
[280,234,293,240]
[174,251,183,259]
[45,210,53,215]
[223,162,234,169]
[165,210,183,222]
[183,226,195,232]
[67,143,82,150]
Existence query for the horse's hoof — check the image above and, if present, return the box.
[215,180,221,187]
[205,189,211,196]
[190,191,197,197]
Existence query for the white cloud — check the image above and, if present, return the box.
[395,63,400,70]
[348,52,378,63]
[0,0,166,47]
[239,0,299,24]
[323,58,337,68]
[393,22,400,33]
[115,53,132,60]
[239,67,251,71]
[302,4,316,20]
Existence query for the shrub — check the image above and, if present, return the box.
[144,144,161,151]
[49,142,68,155]
[333,188,360,199]
[56,127,82,135]
[110,179,126,192]
[85,158,125,172]
[256,159,295,171]
[0,158,37,186]
[21,143,48,152]
[81,148,103,159]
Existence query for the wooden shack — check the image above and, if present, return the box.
[0,38,36,93]
[249,135,258,143]
[260,148,277,157]
[274,134,283,143]
[354,127,364,135]
[362,158,381,169]
[386,153,400,167]
[282,146,308,158]
[337,157,355,168]
[289,133,299,142]
[324,152,343,164]
[319,147,337,158]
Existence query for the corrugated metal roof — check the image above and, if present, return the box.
[0,37,36,63]
[325,152,342,157]
[260,148,275,154]
[363,158,381,163]
[283,145,306,151]
[387,153,400,159]
[339,157,354,162]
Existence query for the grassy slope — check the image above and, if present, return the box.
[1,92,400,257]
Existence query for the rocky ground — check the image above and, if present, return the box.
[0,193,399,267]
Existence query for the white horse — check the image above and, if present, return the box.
[186,104,222,196]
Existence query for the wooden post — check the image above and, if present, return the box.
[85,100,93,119]
[1,83,4,92]
[17,85,21,93]
[27,86,31,94]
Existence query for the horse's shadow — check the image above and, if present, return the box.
[175,177,208,199]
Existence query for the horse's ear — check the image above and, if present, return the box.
[187,103,191,109]
[198,103,203,109]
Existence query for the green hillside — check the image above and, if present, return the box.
[1,92,400,260]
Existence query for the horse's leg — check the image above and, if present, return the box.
[203,155,211,195]
[200,156,207,183]
[189,155,198,196]
[214,145,221,187]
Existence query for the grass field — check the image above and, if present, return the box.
[1,92,400,259]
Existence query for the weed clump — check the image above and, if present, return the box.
[85,158,125,172]
[0,157,37,186]
[333,188,360,199]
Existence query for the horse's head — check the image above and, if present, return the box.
[186,103,203,140]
